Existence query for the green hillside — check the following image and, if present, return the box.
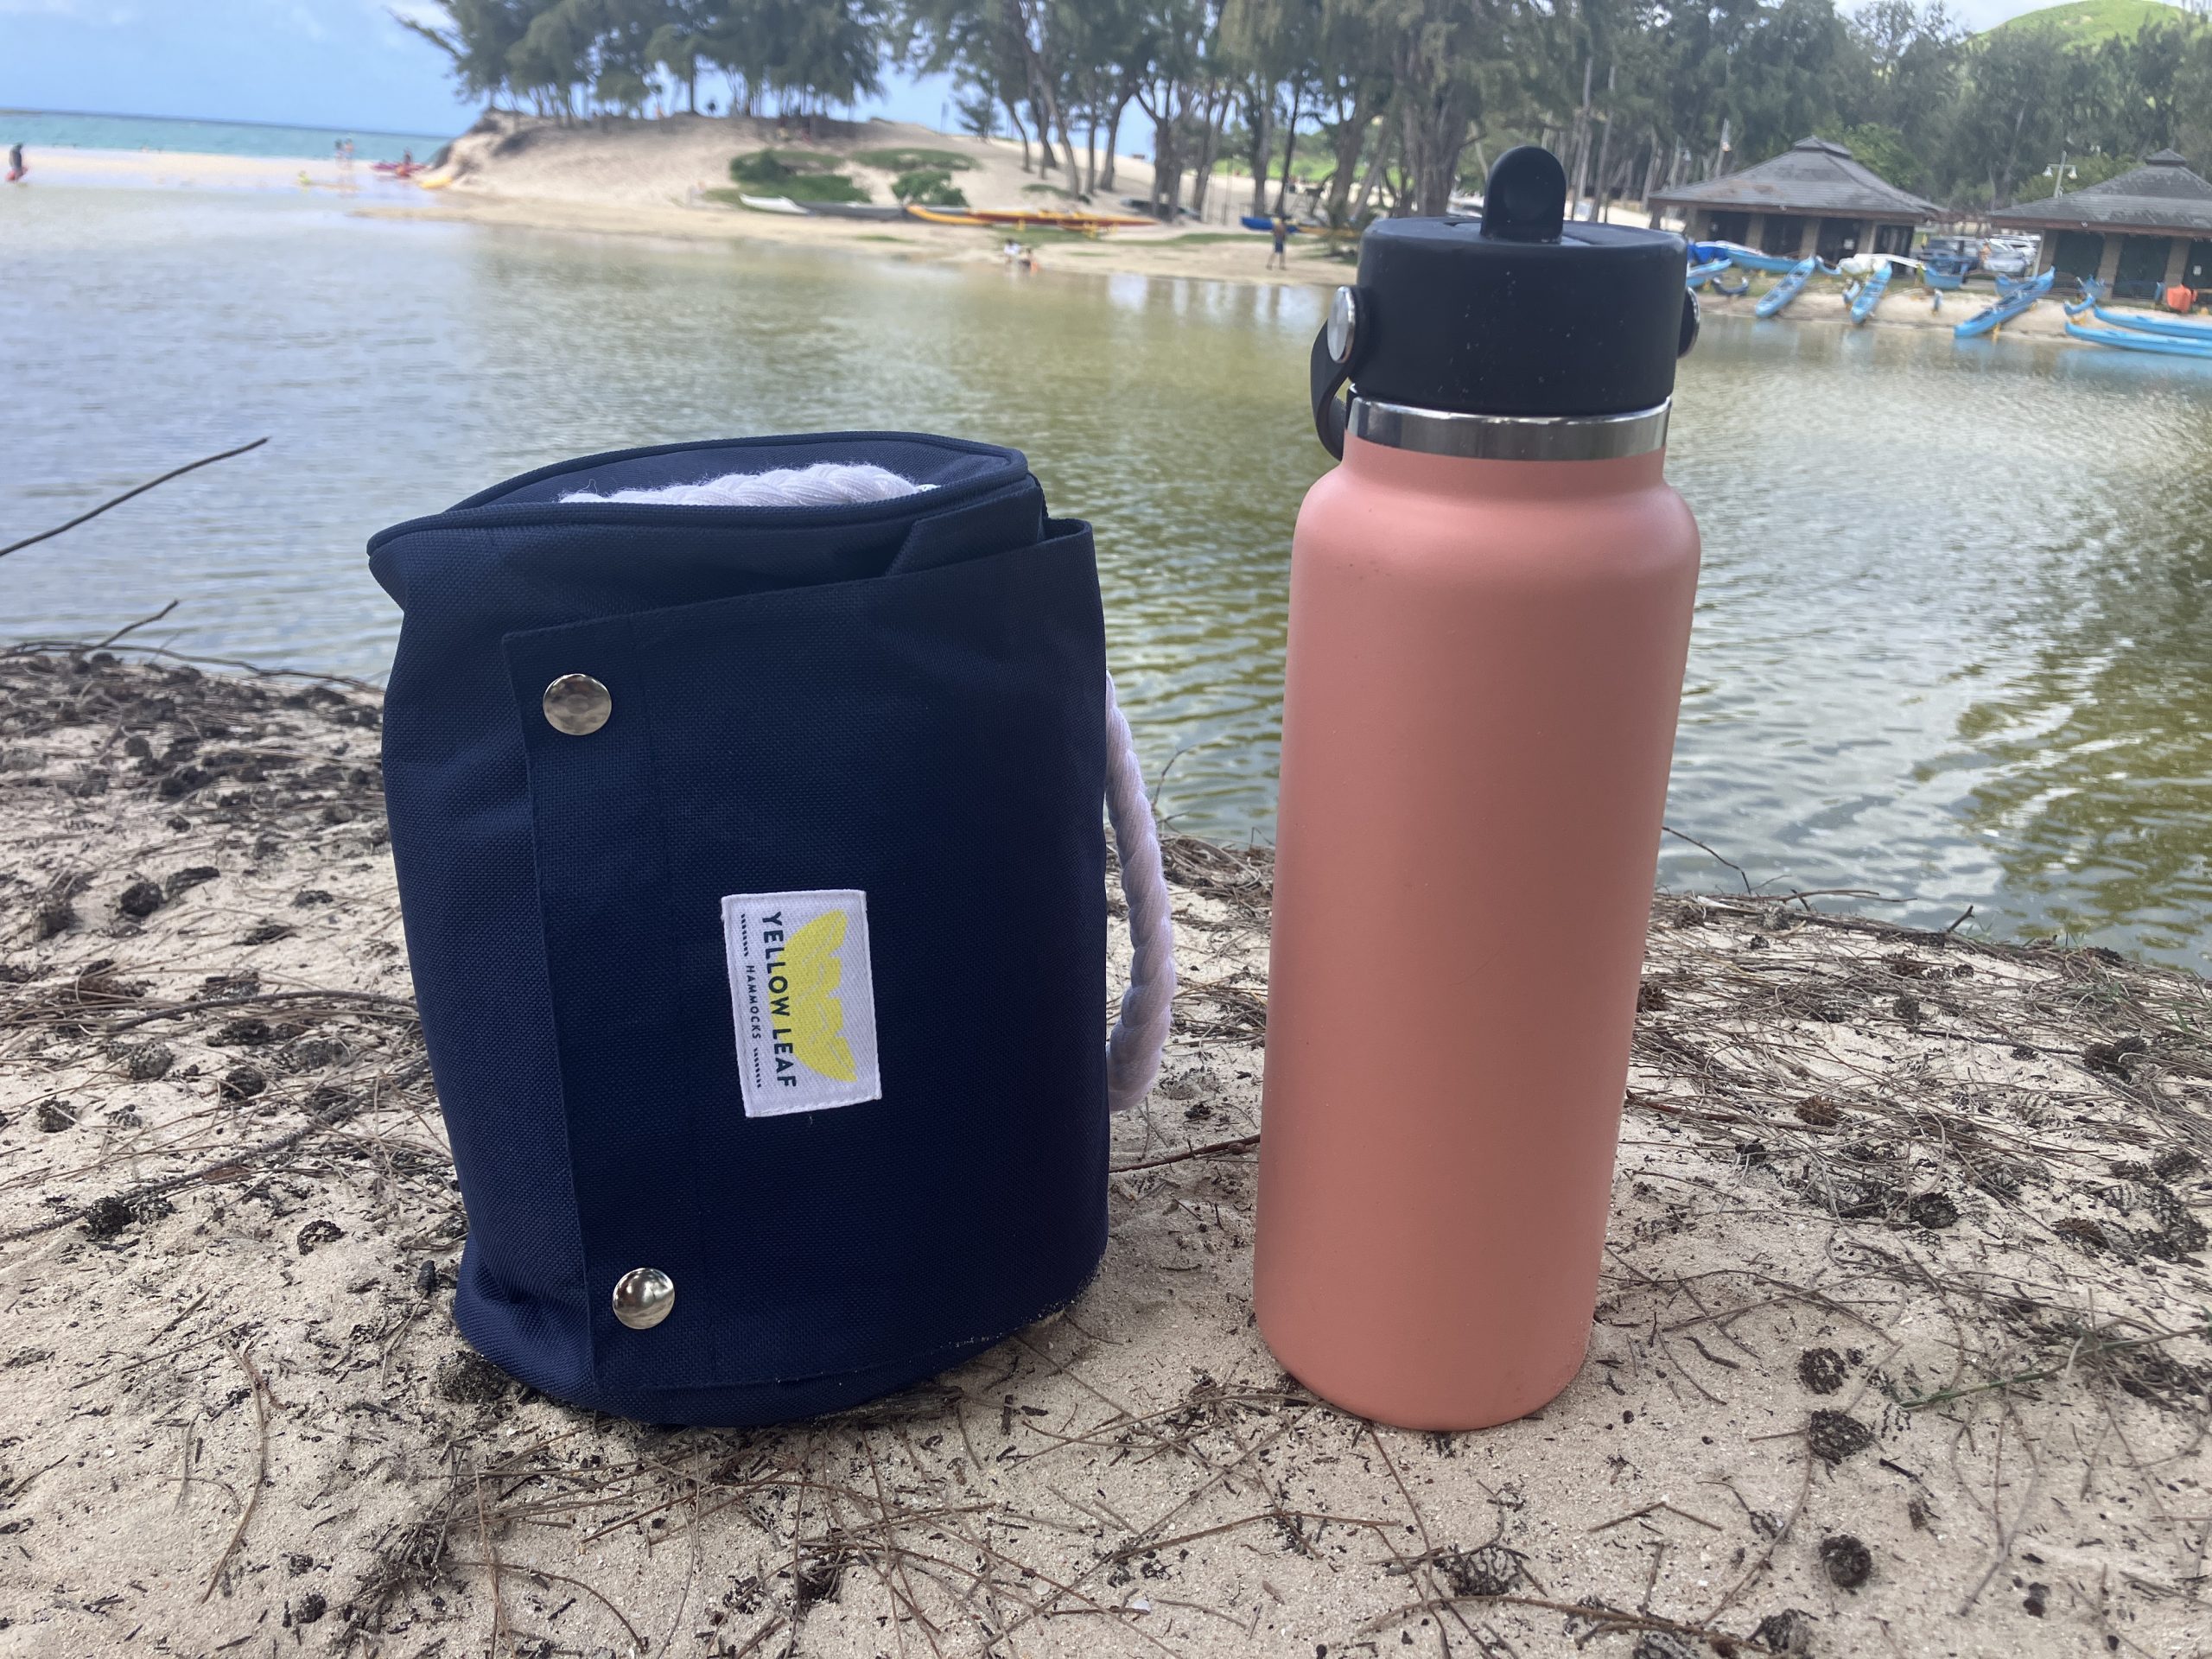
[1985,0,2199,45]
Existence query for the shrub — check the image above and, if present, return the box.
[892,168,968,207]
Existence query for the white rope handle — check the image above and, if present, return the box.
[573,463,1177,1112]
[1104,673,1176,1112]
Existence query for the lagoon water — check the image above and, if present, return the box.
[5,185,2211,963]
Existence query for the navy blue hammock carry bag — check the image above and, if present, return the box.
[368,433,1173,1427]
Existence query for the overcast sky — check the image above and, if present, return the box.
[0,0,2166,142]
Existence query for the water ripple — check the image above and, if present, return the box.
[4,190,2210,962]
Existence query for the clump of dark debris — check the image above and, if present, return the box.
[1796,1347,1847,1394]
[1751,1607,1817,1655]
[434,1349,515,1406]
[219,1062,267,1100]
[1807,1409,1874,1465]
[80,1191,175,1240]
[111,1039,175,1081]
[1905,1191,1959,1229]
[117,877,166,918]
[1436,1542,1523,1598]
[35,1100,78,1132]
[1819,1533,1873,1590]
[344,1503,461,1645]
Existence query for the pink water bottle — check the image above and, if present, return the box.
[1255,148,1703,1430]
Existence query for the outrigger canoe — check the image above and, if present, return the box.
[903,203,991,226]
[2063,278,2107,318]
[1953,267,2055,339]
[986,207,1154,229]
[2088,304,2212,342]
[1754,257,1817,317]
[2064,320,2212,359]
[1847,260,1893,323]
[739,194,806,214]
[1716,245,1806,276]
[799,201,910,222]
[905,204,1154,231]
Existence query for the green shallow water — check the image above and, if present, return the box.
[4,187,2210,963]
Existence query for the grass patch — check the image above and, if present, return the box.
[851,146,974,173]
[1986,0,2198,44]
[1022,181,1074,199]
[728,149,868,203]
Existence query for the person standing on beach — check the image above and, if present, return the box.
[7,143,24,183]
[1268,214,1289,270]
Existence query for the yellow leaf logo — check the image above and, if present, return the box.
[772,912,856,1084]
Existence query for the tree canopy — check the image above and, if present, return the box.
[399,0,2212,217]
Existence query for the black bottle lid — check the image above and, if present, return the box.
[1311,147,1696,455]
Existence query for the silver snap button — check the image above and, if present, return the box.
[543,673,612,735]
[611,1267,675,1330]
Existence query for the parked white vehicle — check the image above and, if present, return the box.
[1979,235,2041,279]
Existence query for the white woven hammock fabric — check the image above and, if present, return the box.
[574,462,1176,1113]
[561,461,934,508]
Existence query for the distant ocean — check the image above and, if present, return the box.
[0,109,454,164]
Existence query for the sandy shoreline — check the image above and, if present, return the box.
[10,124,2099,338]
[2,642,2209,1657]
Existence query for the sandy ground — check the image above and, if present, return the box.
[2,641,2209,1659]
[378,111,1337,291]
[1696,282,2081,339]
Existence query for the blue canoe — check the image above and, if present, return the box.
[1687,257,1732,289]
[1725,247,1808,275]
[1240,214,1297,232]
[2065,320,2212,359]
[2063,278,2107,318]
[1754,257,1817,317]
[1954,267,2055,339]
[2089,304,2212,342]
[1922,266,1965,292]
[1849,262,1892,324]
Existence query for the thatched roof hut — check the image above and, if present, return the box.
[1990,150,2212,296]
[1650,136,1939,263]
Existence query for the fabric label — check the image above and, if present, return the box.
[720,889,883,1117]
